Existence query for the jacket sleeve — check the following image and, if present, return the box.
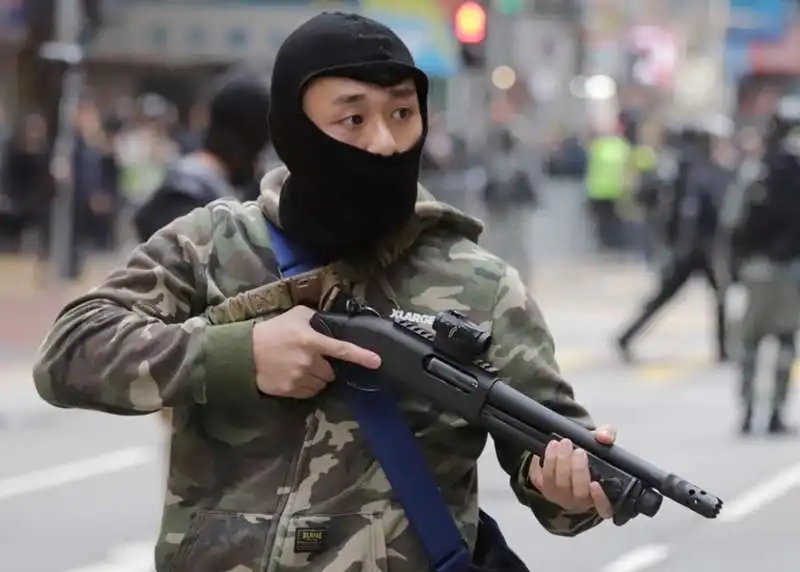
[488,264,604,537]
[33,207,260,415]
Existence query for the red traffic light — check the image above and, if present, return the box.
[454,1,486,44]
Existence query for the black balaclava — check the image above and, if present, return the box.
[202,73,271,188]
[270,11,429,261]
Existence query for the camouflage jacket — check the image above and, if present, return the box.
[34,167,604,572]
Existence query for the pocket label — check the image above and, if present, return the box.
[294,527,328,553]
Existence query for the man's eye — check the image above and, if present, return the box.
[392,108,413,120]
[342,115,364,126]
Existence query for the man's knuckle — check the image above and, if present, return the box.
[331,342,351,360]
[555,479,572,492]
[297,330,317,347]
[287,369,305,384]
[290,305,312,317]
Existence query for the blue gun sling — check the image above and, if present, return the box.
[266,220,472,572]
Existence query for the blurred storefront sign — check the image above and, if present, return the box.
[89,0,359,64]
[727,0,789,43]
[750,22,800,74]
[514,19,574,102]
[581,0,627,78]
[627,25,677,88]
[89,0,457,76]
[360,0,457,77]
[725,0,800,80]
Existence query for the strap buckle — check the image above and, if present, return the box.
[288,274,322,306]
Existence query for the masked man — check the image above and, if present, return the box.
[33,13,619,571]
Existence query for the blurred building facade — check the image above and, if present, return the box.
[580,0,730,130]
[0,0,470,118]
[5,1,796,135]
[724,0,800,123]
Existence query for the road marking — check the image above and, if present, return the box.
[557,349,709,382]
[65,541,154,572]
[0,447,155,501]
[556,350,600,371]
[600,544,670,572]
[717,462,800,523]
[636,358,707,383]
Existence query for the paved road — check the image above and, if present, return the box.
[2,260,798,572]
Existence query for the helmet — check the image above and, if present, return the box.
[767,95,800,153]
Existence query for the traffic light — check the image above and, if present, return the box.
[454,0,487,69]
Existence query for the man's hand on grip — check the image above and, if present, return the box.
[529,425,617,519]
[252,306,381,399]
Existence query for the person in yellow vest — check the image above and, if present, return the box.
[584,125,633,252]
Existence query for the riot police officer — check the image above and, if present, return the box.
[720,98,800,435]
[616,119,735,362]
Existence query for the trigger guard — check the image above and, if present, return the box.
[335,363,380,392]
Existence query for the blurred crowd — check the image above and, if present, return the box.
[0,91,497,263]
[0,83,777,277]
[0,93,195,257]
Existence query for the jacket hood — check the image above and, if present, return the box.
[257,166,484,259]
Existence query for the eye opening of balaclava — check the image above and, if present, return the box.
[269,11,430,262]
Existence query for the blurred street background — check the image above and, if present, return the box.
[1,0,800,571]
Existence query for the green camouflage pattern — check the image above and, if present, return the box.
[33,166,604,571]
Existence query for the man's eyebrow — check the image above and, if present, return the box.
[332,92,366,106]
[388,85,417,99]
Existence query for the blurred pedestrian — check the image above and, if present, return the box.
[616,119,735,363]
[720,97,800,435]
[115,93,179,209]
[584,123,632,252]
[1,110,52,274]
[74,100,113,257]
[132,69,271,242]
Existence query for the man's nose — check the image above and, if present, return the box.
[365,121,400,156]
